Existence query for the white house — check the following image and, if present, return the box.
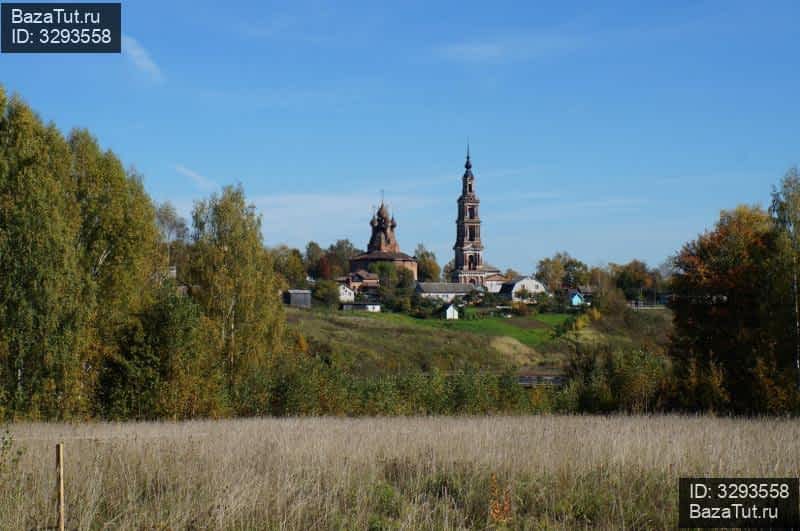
[444,304,459,320]
[483,273,508,293]
[499,276,547,302]
[338,284,355,303]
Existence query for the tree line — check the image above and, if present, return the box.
[2,87,800,417]
[0,91,283,419]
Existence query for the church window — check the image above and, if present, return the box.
[468,206,475,219]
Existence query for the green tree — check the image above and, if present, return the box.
[611,260,653,301]
[363,262,416,312]
[669,205,785,412]
[515,287,533,302]
[536,252,589,292]
[771,167,800,390]
[98,285,222,419]
[69,130,165,420]
[272,245,307,288]
[0,93,91,418]
[395,268,416,312]
[69,130,162,333]
[370,262,399,306]
[189,185,284,400]
[562,253,590,288]
[156,201,189,271]
[313,280,340,307]
[414,243,440,281]
[535,254,566,293]
[325,239,361,279]
[442,259,455,282]
[305,241,324,278]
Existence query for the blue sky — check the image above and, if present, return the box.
[2,0,799,273]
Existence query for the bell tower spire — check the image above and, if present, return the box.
[452,148,485,284]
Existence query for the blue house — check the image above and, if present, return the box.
[567,289,585,307]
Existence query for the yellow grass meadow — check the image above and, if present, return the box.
[1,415,798,530]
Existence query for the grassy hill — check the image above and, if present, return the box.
[286,308,569,376]
[286,306,672,377]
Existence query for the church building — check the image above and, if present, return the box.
[451,149,502,287]
[349,201,418,280]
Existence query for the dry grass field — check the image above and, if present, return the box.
[1,415,798,530]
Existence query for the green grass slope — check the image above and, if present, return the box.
[287,306,673,377]
[286,308,571,376]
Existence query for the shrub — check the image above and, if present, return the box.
[564,347,671,413]
[0,427,22,478]
[313,280,341,307]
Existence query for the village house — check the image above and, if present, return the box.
[416,282,480,303]
[499,276,547,302]
[338,284,355,303]
[483,273,508,293]
[577,285,594,305]
[567,288,592,307]
[337,269,380,293]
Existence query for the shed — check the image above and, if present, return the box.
[444,304,459,320]
[283,289,311,309]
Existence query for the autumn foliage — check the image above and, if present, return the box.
[669,203,799,413]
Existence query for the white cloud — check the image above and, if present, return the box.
[122,35,164,82]
[174,164,218,191]
[436,31,583,64]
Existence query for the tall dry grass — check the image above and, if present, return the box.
[1,415,798,529]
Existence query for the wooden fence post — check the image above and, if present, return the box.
[56,442,64,531]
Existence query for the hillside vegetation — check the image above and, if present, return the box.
[287,307,672,378]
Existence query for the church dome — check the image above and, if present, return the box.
[377,202,390,220]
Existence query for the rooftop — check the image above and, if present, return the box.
[416,282,482,294]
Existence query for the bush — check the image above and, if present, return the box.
[553,313,590,336]
[0,427,22,478]
[563,347,671,413]
[511,302,530,316]
[313,280,340,307]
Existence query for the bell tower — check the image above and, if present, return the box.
[452,146,485,284]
